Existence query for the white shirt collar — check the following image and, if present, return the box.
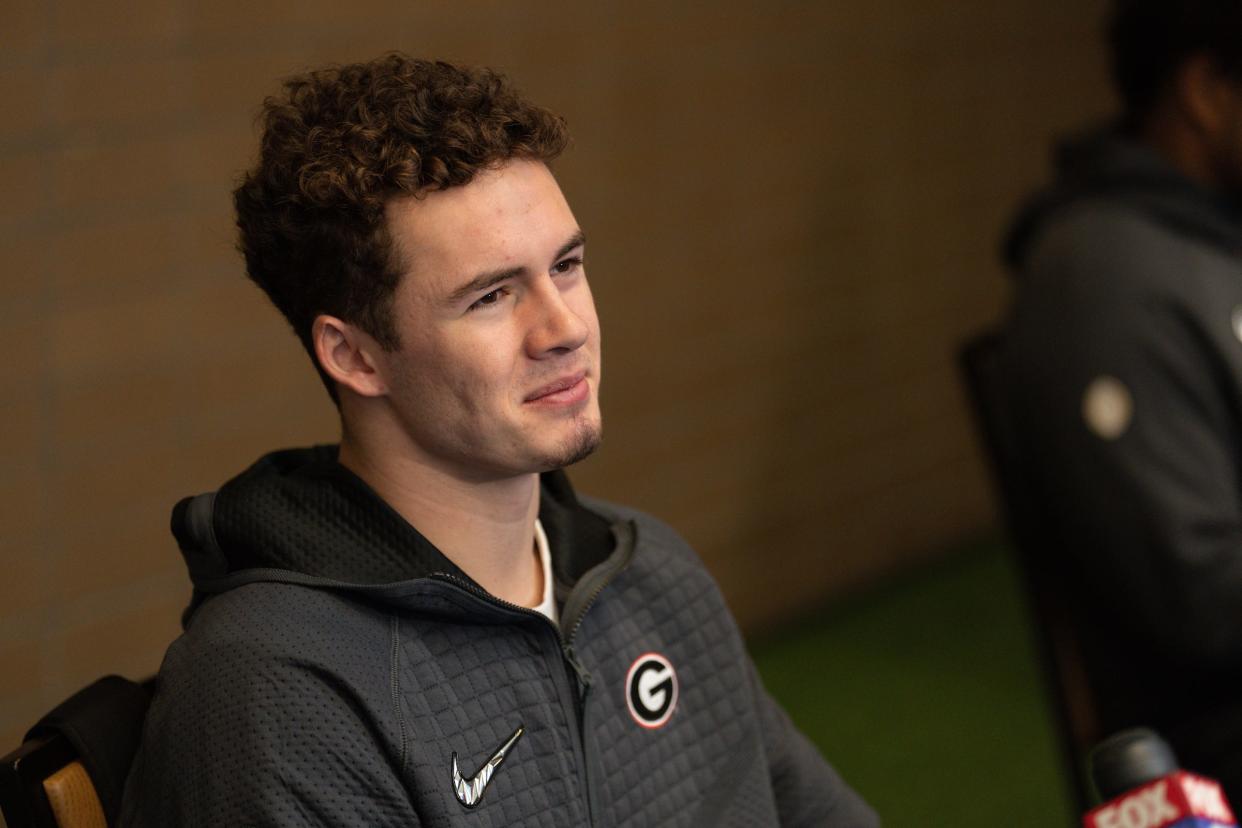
[531,519,558,623]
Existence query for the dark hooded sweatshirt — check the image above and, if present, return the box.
[998,126,1242,795]
[118,445,877,827]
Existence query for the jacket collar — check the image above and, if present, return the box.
[1003,122,1242,268]
[172,445,617,607]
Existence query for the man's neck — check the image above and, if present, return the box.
[338,430,543,608]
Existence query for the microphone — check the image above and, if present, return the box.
[1083,728,1237,828]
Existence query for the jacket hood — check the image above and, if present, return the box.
[1002,124,1242,269]
[171,445,617,618]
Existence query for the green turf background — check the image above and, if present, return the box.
[752,542,1077,826]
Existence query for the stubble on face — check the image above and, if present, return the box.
[538,416,602,471]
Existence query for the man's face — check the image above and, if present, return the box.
[374,159,602,481]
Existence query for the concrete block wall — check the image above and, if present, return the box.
[0,0,1110,751]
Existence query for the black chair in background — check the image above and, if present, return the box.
[0,675,152,828]
[958,329,1101,813]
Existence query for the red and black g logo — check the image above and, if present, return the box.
[625,653,678,729]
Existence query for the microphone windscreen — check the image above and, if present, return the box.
[1090,728,1180,802]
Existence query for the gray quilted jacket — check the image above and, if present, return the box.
[120,446,878,826]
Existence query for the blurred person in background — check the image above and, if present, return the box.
[117,54,876,827]
[998,0,1242,802]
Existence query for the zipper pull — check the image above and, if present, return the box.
[563,643,593,700]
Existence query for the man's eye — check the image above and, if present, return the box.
[553,257,583,275]
[468,289,505,311]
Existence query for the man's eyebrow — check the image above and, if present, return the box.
[446,265,524,305]
[553,230,586,262]
[445,231,587,305]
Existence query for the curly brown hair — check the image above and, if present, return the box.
[233,54,569,397]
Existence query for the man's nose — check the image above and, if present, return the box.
[526,280,589,357]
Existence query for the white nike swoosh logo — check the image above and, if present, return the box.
[451,724,524,808]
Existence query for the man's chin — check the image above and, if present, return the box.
[537,420,602,471]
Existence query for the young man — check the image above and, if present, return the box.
[998,0,1242,801]
[119,55,877,826]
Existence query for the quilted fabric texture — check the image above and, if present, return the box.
[119,448,877,827]
[203,445,474,585]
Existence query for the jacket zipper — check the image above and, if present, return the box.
[554,521,635,823]
[560,639,597,823]
[427,520,634,825]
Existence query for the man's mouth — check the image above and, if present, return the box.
[524,371,589,405]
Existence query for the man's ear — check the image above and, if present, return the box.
[312,314,388,398]
[1177,53,1232,139]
